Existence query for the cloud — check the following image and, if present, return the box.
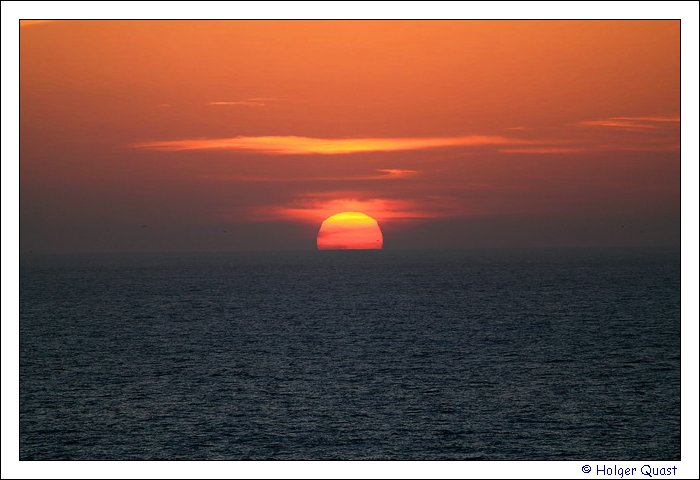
[199,169,419,183]
[257,195,443,224]
[130,114,679,160]
[376,169,418,178]
[208,101,265,107]
[501,144,678,155]
[566,114,680,152]
[500,147,587,155]
[611,116,680,123]
[207,97,280,107]
[596,143,680,152]
[132,134,535,155]
[578,115,679,130]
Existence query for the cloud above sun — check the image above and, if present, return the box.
[253,195,451,224]
[131,134,539,155]
[199,169,419,183]
[130,115,679,158]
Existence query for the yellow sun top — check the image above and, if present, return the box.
[323,212,378,225]
[325,212,377,223]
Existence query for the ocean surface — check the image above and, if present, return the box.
[20,248,681,460]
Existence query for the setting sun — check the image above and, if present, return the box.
[317,212,384,250]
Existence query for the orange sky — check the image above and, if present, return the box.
[20,20,680,252]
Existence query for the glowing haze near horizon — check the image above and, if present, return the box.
[20,20,680,253]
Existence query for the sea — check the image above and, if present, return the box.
[19,248,681,460]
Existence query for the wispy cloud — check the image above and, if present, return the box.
[500,147,587,155]
[207,97,279,107]
[375,169,418,178]
[132,134,535,155]
[257,195,444,224]
[578,115,679,130]
[596,143,680,152]
[208,101,265,107]
[610,116,680,123]
[567,114,680,152]
[131,115,678,159]
[200,169,419,183]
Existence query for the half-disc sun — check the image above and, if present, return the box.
[316,212,383,250]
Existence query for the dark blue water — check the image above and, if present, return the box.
[20,248,680,460]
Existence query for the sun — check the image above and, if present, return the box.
[317,212,384,250]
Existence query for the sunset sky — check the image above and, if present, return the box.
[20,20,680,252]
